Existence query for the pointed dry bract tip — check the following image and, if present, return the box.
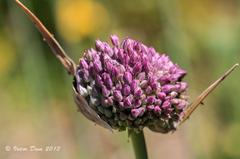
[179,63,239,125]
[226,63,239,74]
[15,0,76,75]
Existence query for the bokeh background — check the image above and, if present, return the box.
[0,0,240,159]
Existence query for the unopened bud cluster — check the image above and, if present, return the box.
[74,35,188,132]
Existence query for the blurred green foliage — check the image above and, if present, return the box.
[0,0,239,159]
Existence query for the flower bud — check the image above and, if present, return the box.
[123,84,131,96]
[123,72,133,84]
[111,35,120,47]
[131,108,145,118]
[113,90,123,102]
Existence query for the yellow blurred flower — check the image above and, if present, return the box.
[56,0,110,43]
[0,37,15,75]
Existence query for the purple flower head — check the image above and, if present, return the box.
[75,35,188,132]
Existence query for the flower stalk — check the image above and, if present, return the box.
[130,131,148,159]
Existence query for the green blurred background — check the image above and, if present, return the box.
[0,0,239,159]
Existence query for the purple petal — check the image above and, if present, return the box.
[145,86,152,95]
[154,106,161,113]
[179,82,188,92]
[162,100,171,109]
[102,73,113,89]
[147,105,155,111]
[96,75,103,87]
[130,80,138,92]
[113,90,123,102]
[134,87,143,97]
[123,96,132,108]
[133,62,142,75]
[122,84,131,96]
[95,40,105,51]
[93,60,102,73]
[111,35,120,47]
[131,107,145,118]
[123,72,133,84]
[79,59,89,69]
[176,100,188,110]
[147,96,155,104]
[102,85,110,97]
[162,84,174,93]
[157,92,166,100]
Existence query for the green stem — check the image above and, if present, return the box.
[131,131,148,159]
